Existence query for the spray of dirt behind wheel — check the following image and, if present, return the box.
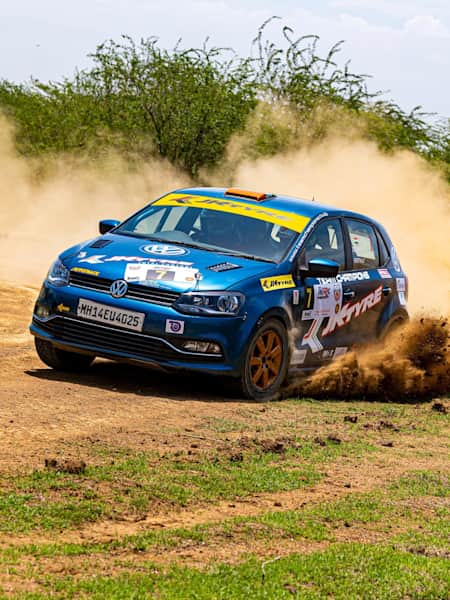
[285,317,449,401]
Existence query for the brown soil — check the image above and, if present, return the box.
[1,280,449,593]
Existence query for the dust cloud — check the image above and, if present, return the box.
[0,116,190,284]
[286,317,449,400]
[220,135,450,315]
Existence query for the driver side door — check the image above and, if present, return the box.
[290,218,352,367]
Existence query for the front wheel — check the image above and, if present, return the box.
[34,337,95,371]
[234,319,290,401]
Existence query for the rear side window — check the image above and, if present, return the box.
[346,219,380,269]
[302,219,346,269]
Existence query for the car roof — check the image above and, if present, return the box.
[174,187,377,225]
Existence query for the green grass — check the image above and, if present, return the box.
[0,475,437,562]
[1,469,448,597]
[388,471,449,498]
[0,439,370,533]
[12,544,450,599]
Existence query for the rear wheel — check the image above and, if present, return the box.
[34,337,94,371]
[234,319,289,401]
[380,317,407,343]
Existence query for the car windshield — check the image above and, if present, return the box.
[116,204,300,263]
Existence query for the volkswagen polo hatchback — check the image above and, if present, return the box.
[31,187,409,399]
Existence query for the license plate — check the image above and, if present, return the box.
[77,299,145,332]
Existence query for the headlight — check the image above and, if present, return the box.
[174,291,245,316]
[47,259,70,287]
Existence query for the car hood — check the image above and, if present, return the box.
[62,234,276,292]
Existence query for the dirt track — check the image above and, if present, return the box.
[1,280,448,477]
[1,279,449,596]
[1,281,258,472]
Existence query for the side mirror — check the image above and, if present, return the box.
[99,219,120,234]
[304,258,340,279]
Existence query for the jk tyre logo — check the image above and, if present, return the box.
[260,274,295,292]
[141,244,188,256]
[110,280,128,298]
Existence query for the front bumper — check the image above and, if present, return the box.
[30,282,251,376]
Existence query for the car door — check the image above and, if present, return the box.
[290,217,350,368]
[336,217,393,345]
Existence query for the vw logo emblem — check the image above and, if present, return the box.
[110,279,128,298]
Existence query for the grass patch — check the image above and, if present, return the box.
[0,488,408,560]
[19,544,450,599]
[388,471,449,498]
[0,439,369,533]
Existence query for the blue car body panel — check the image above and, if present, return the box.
[30,187,408,376]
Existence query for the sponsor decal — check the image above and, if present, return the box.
[302,282,343,320]
[78,255,193,266]
[396,277,406,292]
[322,285,383,337]
[288,212,329,261]
[260,274,296,292]
[207,262,241,272]
[378,268,391,279]
[291,348,307,365]
[302,317,324,352]
[124,262,198,284]
[165,319,185,334]
[396,277,407,306]
[318,271,370,284]
[141,244,188,256]
[317,286,330,299]
[292,289,300,305]
[71,267,100,276]
[153,193,311,233]
[302,285,383,352]
[57,303,70,313]
[333,346,348,359]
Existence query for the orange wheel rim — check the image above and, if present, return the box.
[249,329,283,390]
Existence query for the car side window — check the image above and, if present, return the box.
[346,219,380,269]
[301,219,346,270]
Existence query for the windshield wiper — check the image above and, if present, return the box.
[215,249,276,263]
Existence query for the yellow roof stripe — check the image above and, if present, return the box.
[153,193,310,233]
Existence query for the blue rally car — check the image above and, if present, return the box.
[31,187,409,399]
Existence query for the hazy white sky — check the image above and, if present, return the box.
[1,0,449,116]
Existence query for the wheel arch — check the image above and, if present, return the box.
[378,307,409,340]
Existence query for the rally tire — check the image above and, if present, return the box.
[234,319,290,401]
[379,316,408,343]
[34,338,95,371]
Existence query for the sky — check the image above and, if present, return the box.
[0,0,449,117]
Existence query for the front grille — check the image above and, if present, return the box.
[33,317,220,363]
[69,272,180,306]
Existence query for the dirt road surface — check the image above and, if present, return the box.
[1,280,449,596]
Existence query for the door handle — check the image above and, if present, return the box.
[382,286,392,296]
[343,289,356,300]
